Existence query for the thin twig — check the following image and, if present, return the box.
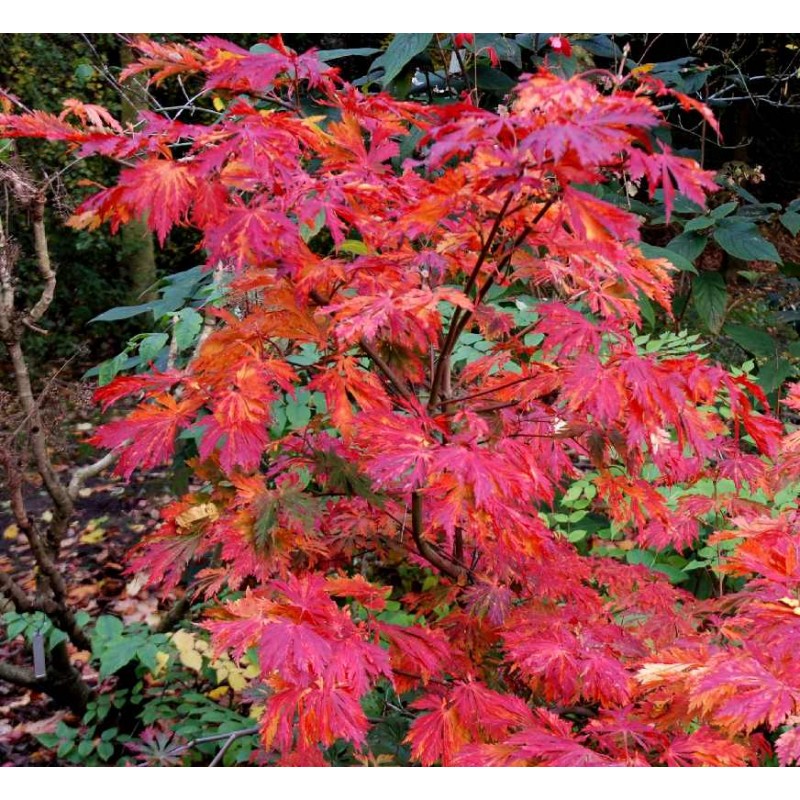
[68,451,119,500]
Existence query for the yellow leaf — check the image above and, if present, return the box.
[154,650,170,678]
[171,629,194,650]
[176,502,219,529]
[179,648,203,672]
[3,524,18,540]
[227,669,247,692]
[207,685,229,700]
[243,663,260,679]
[80,528,106,544]
[212,96,225,112]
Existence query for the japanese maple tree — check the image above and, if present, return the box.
[4,35,800,766]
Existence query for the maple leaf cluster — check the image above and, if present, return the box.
[4,35,800,766]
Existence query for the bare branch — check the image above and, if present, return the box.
[0,569,35,613]
[150,725,260,766]
[0,660,40,689]
[24,196,57,324]
[68,451,118,501]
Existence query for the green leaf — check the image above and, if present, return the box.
[667,231,707,263]
[98,639,140,677]
[626,549,656,567]
[138,332,169,364]
[97,353,138,387]
[473,34,522,68]
[285,396,312,429]
[757,358,795,395]
[780,209,800,237]
[93,615,124,641]
[316,47,381,62]
[652,563,689,584]
[299,209,326,242]
[338,239,369,256]
[5,615,28,640]
[36,733,60,749]
[173,308,203,351]
[474,65,516,93]
[91,302,156,323]
[638,293,656,328]
[136,642,160,673]
[710,201,738,219]
[250,43,279,55]
[684,215,716,232]
[780,261,800,278]
[47,627,68,649]
[371,34,433,87]
[97,741,114,761]
[683,559,711,571]
[57,740,75,758]
[577,35,623,59]
[77,739,95,757]
[640,243,697,274]
[692,272,728,333]
[724,324,777,359]
[286,344,320,366]
[713,221,781,263]
[74,63,95,82]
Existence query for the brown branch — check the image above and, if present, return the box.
[0,570,34,613]
[429,191,516,409]
[452,198,555,345]
[432,373,536,410]
[0,457,89,650]
[0,215,15,327]
[155,594,192,634]
[453,527,464,565]
[410,491,464,581]
[19,524,91,651]
[24,196,57,324]
[0,660,40,689]
[357,336,413,402]
[309,287,414,403]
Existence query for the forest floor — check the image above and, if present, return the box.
[0,431,172,765]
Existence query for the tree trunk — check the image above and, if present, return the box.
[120,41,157,303]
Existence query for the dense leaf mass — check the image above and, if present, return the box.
[4,35,799,766]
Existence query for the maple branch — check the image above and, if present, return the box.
[358,337,413,403]
[432,374,536,409]
[429,193,551,409]
[410,491,465,581]
[453,527,464,565]
[452,198,555,345]
[430,192,516,406]
[309,287,413,403]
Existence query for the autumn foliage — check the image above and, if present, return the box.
[4,35,800,766]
